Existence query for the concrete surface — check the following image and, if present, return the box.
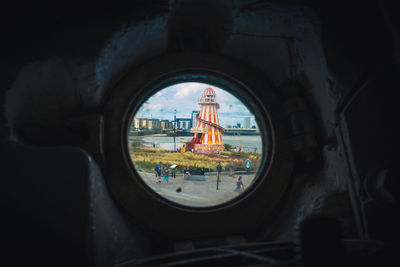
[139,171,257,207]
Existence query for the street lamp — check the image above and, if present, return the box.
[216,162,222,190]
[174,109,176,152]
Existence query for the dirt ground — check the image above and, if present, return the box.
[138,171,257,207]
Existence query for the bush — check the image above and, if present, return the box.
[130,140,142,148]
[134,161,156,172]
[223,143,234,151]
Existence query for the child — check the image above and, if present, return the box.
[245,158,251,173]
[235,176,244,193]
[163,167,169,183]
[184,165,191,178]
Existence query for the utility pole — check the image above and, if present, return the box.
[216,162,222,190]
[174,109,176,152]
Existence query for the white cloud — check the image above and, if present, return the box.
[134,82,256,126]
[172,83,204,100]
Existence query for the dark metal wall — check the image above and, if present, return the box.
[0,0,398,265]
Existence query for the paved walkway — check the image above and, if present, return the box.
[138,171,257,207]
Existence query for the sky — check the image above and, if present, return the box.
[135,82,256,128]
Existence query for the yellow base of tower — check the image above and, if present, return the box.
[194,144,225,154]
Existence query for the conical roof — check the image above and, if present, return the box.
[203,87,216,96]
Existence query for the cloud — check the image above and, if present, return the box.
[172,83,204,100]
[134,82,256,126]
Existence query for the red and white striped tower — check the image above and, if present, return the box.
[189,87,224,154]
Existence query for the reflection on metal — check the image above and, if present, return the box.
[336,78,372,240]
[114,239,386,266]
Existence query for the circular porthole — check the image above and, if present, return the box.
[127,81,267,208]
[103,53,294,238]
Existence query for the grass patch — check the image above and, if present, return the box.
[130,146,262,173]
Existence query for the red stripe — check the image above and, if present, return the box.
[204,87,215,95]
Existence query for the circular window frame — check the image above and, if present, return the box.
[103,52,294,239]
[124,73,271,210]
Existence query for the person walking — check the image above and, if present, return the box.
[154,162,159,177]
[162,166,169,183]
[245,158,251,173]
[154,162,162,184]
[184,165,191,179]
[235,176,244,193]
[155,162,162,178]
[155,174,161,184]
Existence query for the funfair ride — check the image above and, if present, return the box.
[187,87,225,154]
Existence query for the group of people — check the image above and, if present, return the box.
[155,162,192,183]
[154,161,170,184]
[153,161,247,193]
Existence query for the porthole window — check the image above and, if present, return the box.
[104,53,292,237]
[127,80,269,207]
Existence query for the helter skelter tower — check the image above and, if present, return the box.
[188,87,225,154]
